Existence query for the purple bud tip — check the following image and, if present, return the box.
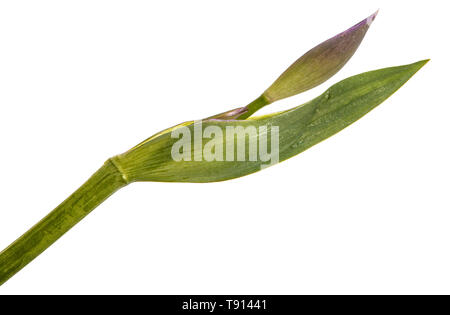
[366,10,379,26]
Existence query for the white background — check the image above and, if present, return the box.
[0,1,448,294]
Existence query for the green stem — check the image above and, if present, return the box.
[239,94,271,119]
[0,159,128,286]
[207,94,271,120]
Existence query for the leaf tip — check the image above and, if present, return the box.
[414,59,430,70]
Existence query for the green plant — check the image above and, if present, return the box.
[0,11,428,286]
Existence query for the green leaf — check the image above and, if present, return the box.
[114,60,428,183]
